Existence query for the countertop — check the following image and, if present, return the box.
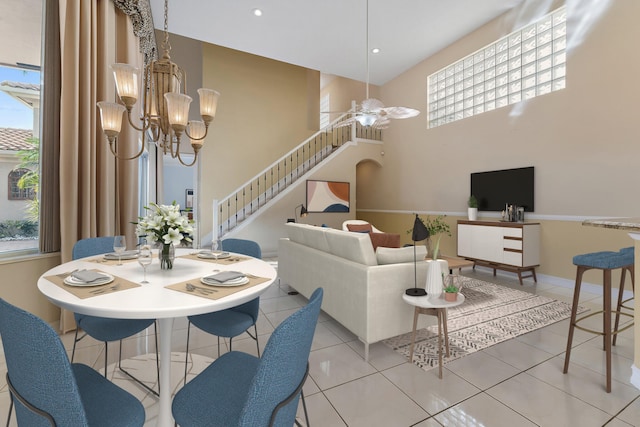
[582,217,640,232]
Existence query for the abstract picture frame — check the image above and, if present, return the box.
[306,180,350,213]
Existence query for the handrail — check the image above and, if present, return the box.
[215,107,383,236]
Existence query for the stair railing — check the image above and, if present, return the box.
[216,109,383,236]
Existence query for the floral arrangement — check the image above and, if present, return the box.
[135,202,194,246]
[407,215,451,259]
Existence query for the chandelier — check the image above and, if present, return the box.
[97,0,220,167]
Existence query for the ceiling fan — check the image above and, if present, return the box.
[325,0,420,130]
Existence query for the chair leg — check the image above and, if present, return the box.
[6,398,13,427]
[116,325,161,397]
[217,336,221,357]
[299,388,310,427]
[603,268,612,393]
[245,324,261,357]
[613,267,627,346]
[564,266,585,374]
[70,328,87,362]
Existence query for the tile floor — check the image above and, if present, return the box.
[1,268,639,426]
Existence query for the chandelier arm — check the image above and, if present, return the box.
[124,108,152,133]
[107,136,146,161]
[176,149,198,167]
[184,127,209,141]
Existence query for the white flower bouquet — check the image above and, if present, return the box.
[134,202,194,269]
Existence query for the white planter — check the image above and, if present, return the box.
[425,259,448,297]
[468,207,478,221]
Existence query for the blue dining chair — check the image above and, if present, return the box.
[71,236,160,396]
[0,298,145,427]
[184,238,262,383]
[173,288,323,427]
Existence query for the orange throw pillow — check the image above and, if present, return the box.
[346,223,373,233]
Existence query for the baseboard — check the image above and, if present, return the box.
[631,364,640,391]
[472,265,634,299]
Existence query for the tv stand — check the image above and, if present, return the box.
[457,220,540,285]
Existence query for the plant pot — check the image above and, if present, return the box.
[468,207,478,221]
[444,291,458,302]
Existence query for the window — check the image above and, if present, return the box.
[320,94,330,129]
[8,168,34,200]
[427,6,566,128]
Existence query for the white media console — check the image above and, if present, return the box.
[457,220,540,285]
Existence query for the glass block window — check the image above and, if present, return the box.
[8,168,34,200]
[427,6,566,128]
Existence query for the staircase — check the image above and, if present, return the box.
[215,112,383,237]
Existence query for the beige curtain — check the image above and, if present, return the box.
[58,0,141,331]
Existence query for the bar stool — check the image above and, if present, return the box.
[614,247,635,345]
[563,249,635,393]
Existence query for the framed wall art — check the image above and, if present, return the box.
[306,180,350,213]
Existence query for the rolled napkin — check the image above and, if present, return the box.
[71,270,108,283]
[203,271,245,283]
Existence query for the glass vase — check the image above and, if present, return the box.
[159,242,175,270]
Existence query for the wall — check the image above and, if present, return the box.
[0,253,61,323]
[198,43,320,241]
[351,0,640,285]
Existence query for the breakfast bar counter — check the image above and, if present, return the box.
[583,217,640,391]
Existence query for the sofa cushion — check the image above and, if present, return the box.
[324,228,378,266]
[369,233,401,250]
[285,223,330,253]
[376,245,427,265]
[346,223,373,233]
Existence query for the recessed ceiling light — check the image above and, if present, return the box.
[252,8,263,17]
[371,48,380,54]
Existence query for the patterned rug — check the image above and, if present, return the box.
[384,276,585,372]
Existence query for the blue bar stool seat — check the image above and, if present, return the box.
[563,248,635,393]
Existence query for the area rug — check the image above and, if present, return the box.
[384,276,586,372]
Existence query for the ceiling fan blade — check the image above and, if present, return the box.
[380,106,420,119]
[360,98,385,112]
[372,117,391,129]
[331,117,357,128]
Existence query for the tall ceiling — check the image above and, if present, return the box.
[149,0,525,85]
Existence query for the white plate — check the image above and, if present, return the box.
[64,273,115,287]
[197,251,230,260]
[200,276,250,287]
[104,251,139,260]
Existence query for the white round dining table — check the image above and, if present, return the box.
[37,248,277,427]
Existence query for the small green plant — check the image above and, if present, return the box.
[468,195,478,208]
[444,284,459,293]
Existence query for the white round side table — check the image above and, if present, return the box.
[402,292,465,378]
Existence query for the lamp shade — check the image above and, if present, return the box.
[164,92,192,130]
[411,214,429,242]
[188,120,206,147]
[97,102,126,137]
[111,63,139,107]
[356,114,377,127]
[198,88,220,123]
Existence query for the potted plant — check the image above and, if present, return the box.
[468,195,478,221]
[407,215,451,259]
[444,284,459,302]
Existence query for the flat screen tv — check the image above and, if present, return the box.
[470,166,534,212]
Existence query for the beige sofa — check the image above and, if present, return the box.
[278,223,435,360]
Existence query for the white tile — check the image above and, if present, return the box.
[444,350,520,390]
[308,343,377,390]
[435,392,537,427]
[297,391,347,427]
[527,356,640,415]
[382,362,481,414]
[616,395,640,425]
[487,372,612,426]
[483,337,554,370]
[324,373,428,427]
